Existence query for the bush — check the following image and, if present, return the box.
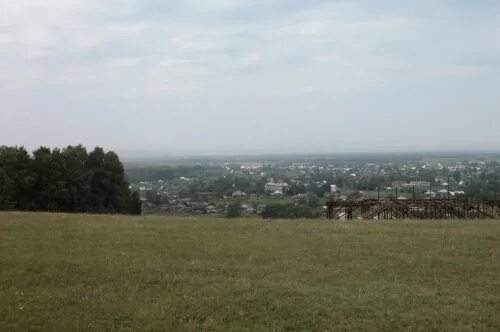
[262,203,320,219]
[226,202,242,218]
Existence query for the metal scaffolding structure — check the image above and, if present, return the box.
[326,199,500,220]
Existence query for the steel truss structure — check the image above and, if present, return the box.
[326,199,500,220]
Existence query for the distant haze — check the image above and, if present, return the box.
[1,1,500,155]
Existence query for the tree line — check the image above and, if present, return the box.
[0,145,141,215]
[225,201,321,219]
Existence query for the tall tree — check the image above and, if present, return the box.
[0,145,141,215]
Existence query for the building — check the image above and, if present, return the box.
[196,192,216,200]
[424,191,437,198]
[206,205,218,213]
[392,181,431,189]
[265,182,289,193]
[270,190,284,197]
[437,189,448,198]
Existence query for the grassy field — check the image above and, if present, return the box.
[1,213,499,331]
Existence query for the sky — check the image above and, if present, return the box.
[1,0,500,156]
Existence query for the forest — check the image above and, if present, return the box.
[0,145,141,215]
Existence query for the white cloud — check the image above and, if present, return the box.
[240,52,261,66]
[108,58,141,67]
[172,37,221,51]
[1,1,500,152]
[0,0,139,58]
[181,0,253,12]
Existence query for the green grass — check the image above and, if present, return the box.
[1,212,499,331]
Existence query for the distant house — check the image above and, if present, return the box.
[197,192,216,199]
[159,204,175,211]
[424,191,437,198]
[293,193,308,200]
[410,181,431,188]
[206,205,218,213]
[392,181,431,189]
[437,189,453,198]
[241,204,256,215]
[392,181,407,189]
[265,182,289,193]
[232,191,247,198]
[256,204,266,214]
[271,190,284,197]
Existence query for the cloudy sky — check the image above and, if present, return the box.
[1,0,499,155]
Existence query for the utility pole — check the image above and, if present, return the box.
[429,180,433,200]
[429,180,432,219]
[447,176,451,200]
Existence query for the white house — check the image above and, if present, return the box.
[265,182,289,193]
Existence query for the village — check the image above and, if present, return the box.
[126,155,499,217]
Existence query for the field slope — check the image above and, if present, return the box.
[1,212,499,331]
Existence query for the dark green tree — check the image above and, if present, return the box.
[226,202,242,218]
[0,146,35,210]
[0,168,15,209]
[126,191,142,215]
[0,145,141,215]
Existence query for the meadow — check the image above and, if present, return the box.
[1,212,499,331]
